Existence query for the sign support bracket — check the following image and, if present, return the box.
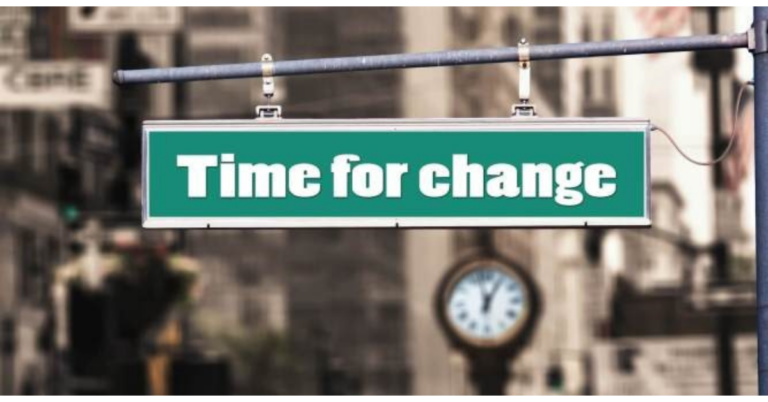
[511,38,536,118]
[255,53,282,119]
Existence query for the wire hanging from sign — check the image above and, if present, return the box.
[652,80,754,166]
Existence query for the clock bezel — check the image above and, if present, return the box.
[435,253,541,353]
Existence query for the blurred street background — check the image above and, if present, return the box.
[0,6,760,395]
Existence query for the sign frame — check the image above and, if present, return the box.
[142,118,651,229]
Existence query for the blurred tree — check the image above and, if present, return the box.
[218,330,299,395]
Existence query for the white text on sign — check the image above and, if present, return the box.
[176,153,617,207]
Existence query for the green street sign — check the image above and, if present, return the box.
[142,118,650,228]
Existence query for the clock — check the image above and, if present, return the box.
[435,255,540,352]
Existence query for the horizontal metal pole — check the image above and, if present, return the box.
[114,32,748,85]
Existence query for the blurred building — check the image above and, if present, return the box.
[0,7,121,394]
[0,6,759,395]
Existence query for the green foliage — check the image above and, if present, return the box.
[217,330,300,395]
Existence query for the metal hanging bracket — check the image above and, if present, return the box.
[750,21,768,54]
[256,53,282,119]
[511,38,537,118]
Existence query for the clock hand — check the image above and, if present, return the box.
[481,295,491,314]
[476,272,489,298]
[482,277,504,313]
[476,274,491,315]
[489,276,504,298]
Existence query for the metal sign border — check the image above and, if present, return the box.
[142,118,651,229]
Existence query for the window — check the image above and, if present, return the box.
[582,68,593,101]
[0,112,14,163]
[31,113,56,175]
[616,346,639,374]
[32,114,45,174]
[12,111,33,170]
[15,229,53,306]
[83,158,96,199]
[582,22,591,42]
[603,65,615,104]
[16,229,38,302]
[45,116,58,177]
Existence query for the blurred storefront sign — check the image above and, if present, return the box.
[593,337,757,395]
[0,62,110,109]
[67,7,181,33]
[142,119,651,229]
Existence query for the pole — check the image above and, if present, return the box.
[754,6,768,395]
[714,242,735,394]
[470,357,509,395]
[113,33,748,85]
[697,7,736,394]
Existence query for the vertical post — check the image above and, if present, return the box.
[713,242,735,394]
[1,316,15,394]
[469,357,509,395]
[696,7,737,394]
[754,6,768,395]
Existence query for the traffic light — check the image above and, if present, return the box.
[61,204,80,225]
[58,165,83,230]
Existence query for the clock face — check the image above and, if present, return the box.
[443,261,530,347]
